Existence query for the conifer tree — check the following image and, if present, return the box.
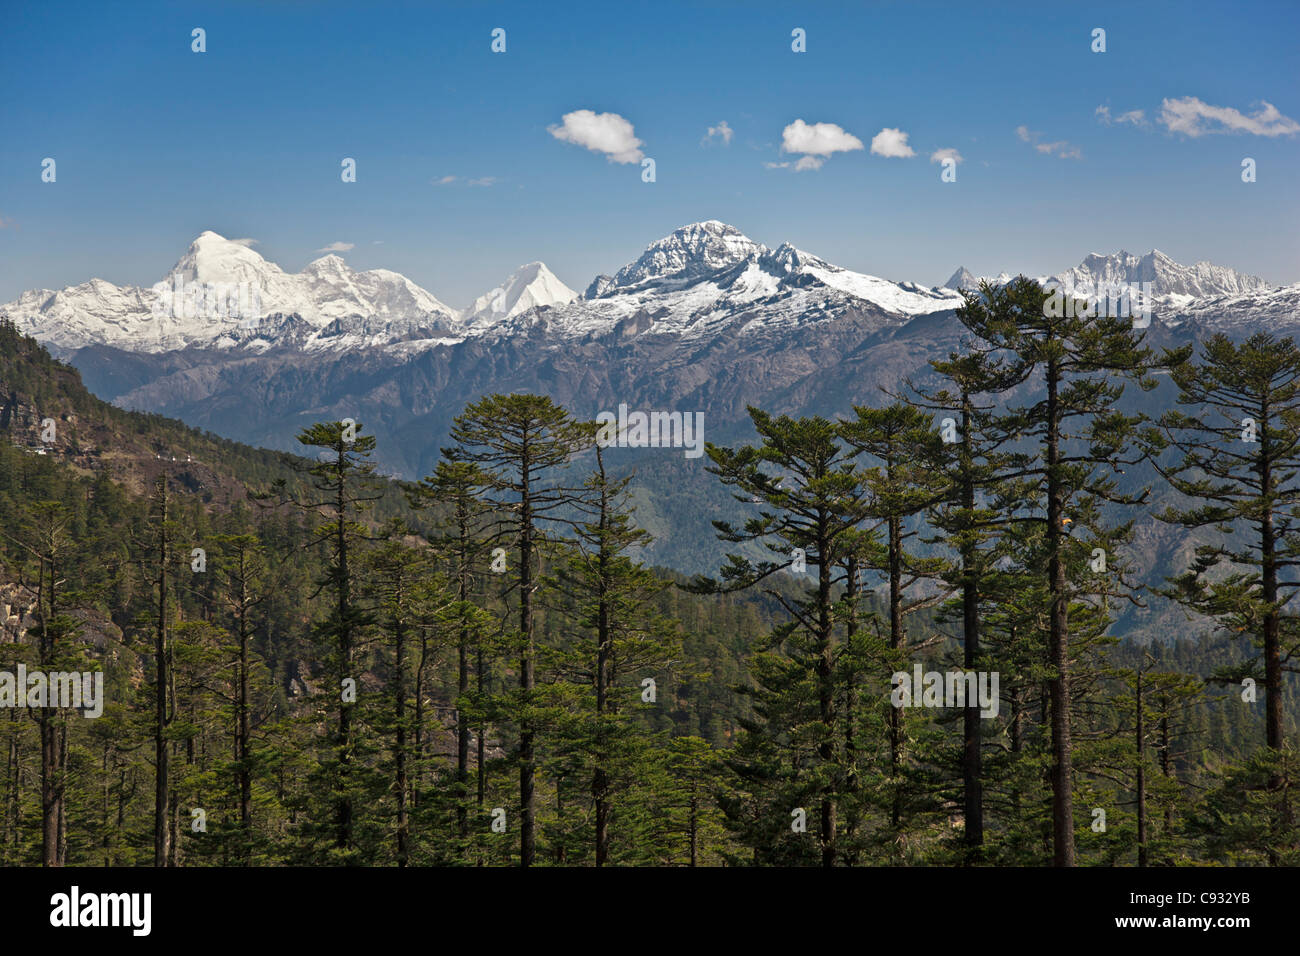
[702,409,873,865]
[2,502,77,866]
[136,476,181,867]
[842,401,948,842]
[363,531,440,866]
[1152,333,1300,753]
[954,278,1153,865]
[906,350,1024,855]
[445,394,592,866]
[413,460,496,844]
[276,420,383,861]
[1152,332,1300,861]
[544,445,680,864]
[210,533,270,862]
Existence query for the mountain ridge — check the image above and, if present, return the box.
[11,222,1286,357]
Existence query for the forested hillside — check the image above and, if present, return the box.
[1,279,1297,867]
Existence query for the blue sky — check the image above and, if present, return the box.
[2,0,1297,307]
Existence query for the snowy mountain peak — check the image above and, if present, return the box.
[608,220,764,290]
[460,261,578,327]
[5,226,1289,359]
[943,267,980,292]
[171,231,279,287]
[305,253,348,271]
[1051,249,1271,300]
[2,232,457,353]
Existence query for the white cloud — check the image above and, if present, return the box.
[778,120,864,170]
[703,120,734,146]
[1035,140,1082,159]
[1096,105,1148,127]
[435,174,498,186]
[869,127,916,158]
[549,109,645,164]
[929,147,964,165]
[231,237,258,247]
[1017,125,1082,159]
[316,241,354,253]
[1159,96,1299,138]
[763,161,791,169]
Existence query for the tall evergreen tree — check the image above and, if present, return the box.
[275,420,383,861]
[954,277,1153,865]
[413,460,496,845]
[544,445,680,865]
[842,400,948,843]
[445,394,591,866]
[2,502,78,866]
[1153,333,1300,753]
[905,351,1024,856]
[136,476,181,867]
[702,409,873,865]
[211,533,270,862]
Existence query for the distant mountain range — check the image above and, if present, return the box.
[4,221,1297,624]
[6,221,1294,358]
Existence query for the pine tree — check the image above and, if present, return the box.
[136,476,181,867]
[413,460,496,846]
[1153,333,1300,752]
[702,409,873,865]
[1152,332,1300,861]
[954,278,1153,865]
[906,350,1025,856]
[445,394,592,866]
[274,420,383,861]
[363,530,442,866]
[544,445,680,864]
[841,401,948,845]
[2,501,78,866]
[210,533,270,862]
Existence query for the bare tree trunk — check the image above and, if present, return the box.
[960,399,983,856]
[456,525,471,842]
[888,513,904,838]
[593,466,612,866]
[153,480,171,868]
[394,603,408,867]
[237,565,252,862]
[1136,669,1147,867]
[1045,360,1076,866]
[519,457,536,867]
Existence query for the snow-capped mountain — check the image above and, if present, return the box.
[2,231,458,353]
[5,224,1293,359]
[606,220,764,289]
[1051,249,1270,302]
[943,250,1274,314]
[459,261,577,329]
[942,266,1013,293]
[2,222,970,353]
[484,221,965,342]
[1173,282,1300,331]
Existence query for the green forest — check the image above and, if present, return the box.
[1,277,1298,867]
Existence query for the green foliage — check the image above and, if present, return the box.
[0,317,1297,866]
